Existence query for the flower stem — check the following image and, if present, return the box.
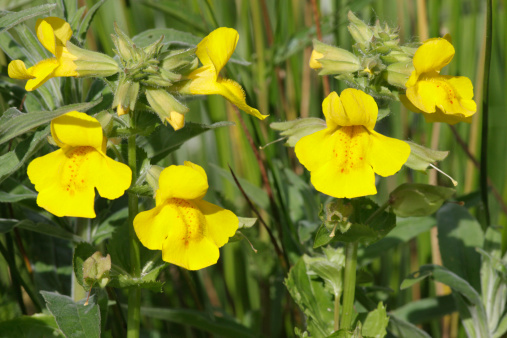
[339,241,358,330]
[480,0,492,227]
[127,133,141,338]
[334,292,340,331]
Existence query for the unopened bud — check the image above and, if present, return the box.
[145,87,189,130]
[384,61,414,88]
[113,78,140,115]
[347,11,373,46]
[312,40,361,75]
[66,42,120,77]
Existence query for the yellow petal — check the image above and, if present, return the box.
[217,78,268,120]
[162,233,219,270]
[156,163,209,204]
[8,60,35,80]
[309,50,323,69]
[413,38,455,74]
[422,108,473,125]
[322,91,344,129]
[35,19,57,55]
[91,152,132,200]
[295,128,334,173]
[367,131,410,177]
[51,112,103,150]
[42,17,73,45]
[24,58,59,91]
[194,200,238,247]
[27,148,97,218]
[311,159,377,198]
[197,27,238,76]
[134,204,173,250]
[53,48,78,77]
[338,88,377,130]
[166,111,185,130]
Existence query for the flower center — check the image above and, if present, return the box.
[424,75,457,105]
[332,126,369,174]
[167,198,206,245]
[61,146,95,195]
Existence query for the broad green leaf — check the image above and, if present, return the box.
[437,204,483,291]
[387,315,431,338]
[390,183,455,217]
[238,217,257,229]
[2,218,83,242]
[41,291,100,338]
[0,4,56,33]
[0,98,102,145]
[137,121,234,163]
[76,0,107,43]
[0,181,37,202]
[285,258,334,337]
[359,217,434,265]
[139,306,256,338]
[270,118,326,147]
[391,295,456,324]
[92,207,128,245]
[404,141,449,171]
[73,242,98,288]
[359,302,389,338]
[303,247,345,297]
[0,313,63,337]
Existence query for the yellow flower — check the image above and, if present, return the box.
[27,112,132,218]
[8,17,77,91]
[179,27,267,121]
[134,161,238,270]
[295,89,410,198]
[309,50,323,69]
[403,36,476,124]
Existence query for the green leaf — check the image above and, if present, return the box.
[359,302,389,338]
[0,127,48,184]
[390,183,455,217]
[404,141,449,171]
[238,217,257,229]
[0,4,56,33]
[73,242,98,288]
[0,188,36,203]
[76,0,107,43]
[0,313,63,337]
[139,306,256,338]
[270,118,326,147]
[41,291,100,338]
[137,121,234,163]
[391,295,456,324]
[387,315,431,338]
[107,274,164,292]
[126,184,154,197]
[14,24,49,63]
[0,98,102,145]
[285,258,334,337]
[437,204,483,291]
[2,218,83,242]
[303,247,345,297]
[360,217,434,265]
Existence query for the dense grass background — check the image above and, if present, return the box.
[0,0,505,337]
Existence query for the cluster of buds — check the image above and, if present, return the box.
[111,24,198,129]
[310,11,418,100]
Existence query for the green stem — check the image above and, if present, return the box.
[250,0,268,115]
[340,242,358,330]
[72,218,89,302]
[480,0,492,227]
[4,234,27,314]
[127,132,141,338]
[334,292,340,331]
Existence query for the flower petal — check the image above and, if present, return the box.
[134,204,173,250]
[338,88,377,130]
[53,48,78,77]
[413,38,455,75]
[217,78,267,120]
[37,17,72,48]
[156,163,209,204]
[27,149,96,218]
[25,58,59,91]
[295,128,334,173]
[194,200,238,247]
[422,108,473,125]
[35,19,57,55]
[196,27,238,76]
[162,233,219,270]
[8,60,35,80]
[322,91,344,129]
[311,159,377,198]
[367,131,410,177]
[51,111,103,150]
[92,152,132,200]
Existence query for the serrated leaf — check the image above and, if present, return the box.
[0,98,102,145]
[41,291,100,338]
[390,183,455,217]
[404,141,449,171]
[0,4,56,33]
[0,313,63,337]
[76,0,107,43]
[270,118,326,147]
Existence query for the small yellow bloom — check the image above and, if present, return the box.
[134,162,238,270]
[295,89,410,198]
[180,27,267,121]
[403,36,476,124]
[309,50,323,69]
[27,112,132,218]
[8,17,77,91]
